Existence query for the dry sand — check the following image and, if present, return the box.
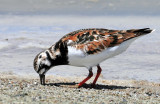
[0,73,160,104]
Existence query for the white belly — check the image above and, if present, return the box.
[68,37,138,68]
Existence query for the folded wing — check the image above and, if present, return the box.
[60,28,152,55]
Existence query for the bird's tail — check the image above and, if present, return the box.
[133,28,155,36]
[122,28,155,41]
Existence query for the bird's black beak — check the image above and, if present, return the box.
[39,74,45,85]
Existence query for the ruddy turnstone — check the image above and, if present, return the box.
[33,28,154,87]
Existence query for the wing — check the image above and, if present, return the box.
[60,28,151,55]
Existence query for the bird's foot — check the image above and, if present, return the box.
[91,84,96,88]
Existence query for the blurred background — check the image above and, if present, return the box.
[0,0,160,82]
[0,0,160,15]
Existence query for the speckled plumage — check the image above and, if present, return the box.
[60,28,150,55]
[33,28,154,86]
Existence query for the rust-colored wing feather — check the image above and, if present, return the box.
[60,28,151,54]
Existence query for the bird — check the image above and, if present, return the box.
[33,28,154,87]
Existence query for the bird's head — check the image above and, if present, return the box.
[33,43,66,85]
[33,50,52,85]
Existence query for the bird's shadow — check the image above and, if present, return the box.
[45,82,136,90]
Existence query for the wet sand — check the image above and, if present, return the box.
[0,73,160,103]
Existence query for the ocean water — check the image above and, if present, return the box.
[0,14,160,83]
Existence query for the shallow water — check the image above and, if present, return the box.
[0,15,160,82]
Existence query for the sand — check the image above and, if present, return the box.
[0,1,160,103]
[0,73,160,104]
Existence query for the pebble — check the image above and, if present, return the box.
[0,75,160,103]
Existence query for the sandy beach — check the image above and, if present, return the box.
[0,73,160,104]
[0,0,160,103]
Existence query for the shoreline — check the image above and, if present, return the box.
[0,74,160,103]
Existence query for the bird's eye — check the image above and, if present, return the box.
[39,55,42,58]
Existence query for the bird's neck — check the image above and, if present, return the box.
[48,40,69,66]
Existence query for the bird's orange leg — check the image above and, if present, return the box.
[78,70,93,87]
[92,65,102,87]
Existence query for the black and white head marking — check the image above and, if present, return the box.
[33,50,51,75]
